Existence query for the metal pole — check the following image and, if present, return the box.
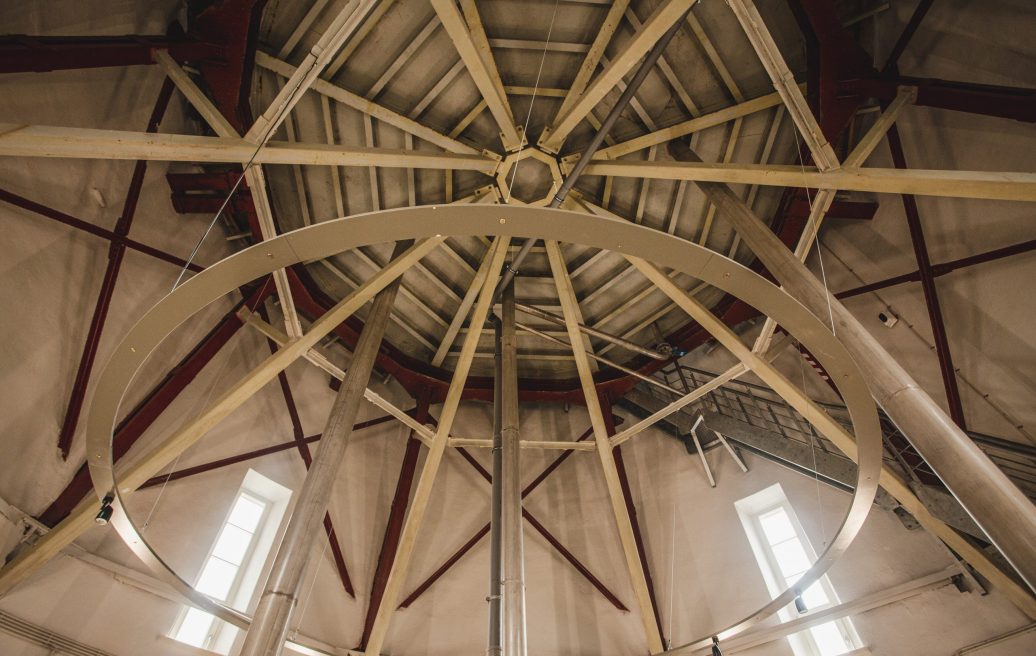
[494,10,690,298]
[669,139,1036,594]
[514,322,679,395]
[239,241,412,656]
[487,315,503,656]
[500,282,528,656]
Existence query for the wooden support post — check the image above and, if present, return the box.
[546,239,665,653]
[363,237,509,656]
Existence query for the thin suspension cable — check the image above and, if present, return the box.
[505,0,561,203]
[667,498,677,649]
[799,338,827,548]
[140,279,273,531]
[815,239,836,337]
[172,63,318,290]
[792,131,836,336]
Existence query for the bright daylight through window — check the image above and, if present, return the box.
[171,470,291,654]
[737,484,865,656]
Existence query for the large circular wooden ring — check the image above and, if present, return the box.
[86,205,882,650]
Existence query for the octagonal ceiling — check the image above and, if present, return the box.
[235,0,807,382]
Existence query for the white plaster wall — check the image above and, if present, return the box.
[2,400,1034,655]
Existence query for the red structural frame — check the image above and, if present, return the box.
[55,79,176,460]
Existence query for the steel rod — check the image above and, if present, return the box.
[515,302,665,360]
[515,322,679,394]
[494,9,689,298]
[239,241,411,656]
[399,428,629,611]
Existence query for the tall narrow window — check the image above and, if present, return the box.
[171,470,291,654]
[736,484,865,656]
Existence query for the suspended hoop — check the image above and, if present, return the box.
[85,205,882,647]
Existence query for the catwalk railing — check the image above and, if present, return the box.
[629,364,1036,503]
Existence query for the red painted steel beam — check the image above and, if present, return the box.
[187,0,269,133]
[137,413,403,489]
[398,424,630,612]
[167,172,243,193]
[258,305,355,598]
[170,193,254,215]
[601,398,666,646]
[788,197,877,221]
[885,124,966,428]
[881,0,935,73]
[0,187,205,272]
[0,34,221,73]
[451,446,629,612]
[398,525,489,609]
[838,75,1036,123]
[37,282,273,527]
[56,78,176,460]
[359,396,431,650]
[836,238,1036,300]
[786,0,876,142]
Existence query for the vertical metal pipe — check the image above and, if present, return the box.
[239,240,412,656]
[500,282,527,656]
[494,10,689,298]
[487,316,504,656]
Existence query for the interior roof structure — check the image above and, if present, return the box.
[1,1,1036,655]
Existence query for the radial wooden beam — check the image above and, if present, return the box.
[545,240,665,654]
[363,237,509,656]
[459,0,510,119]
[726,0,840,171]
[256,52,480,155]
[431,0,521,150]
[0,124,498,172]
[610,364,746,448]
[324,0,397,78]
[432,241,501,366]
[555,0,630,120]
[157,50,305,336]
[0,240,443,597]
[591,90,783,160]
[538,0,695,153]
[238,312,435,448]
[245,0,378,142]
[579,159,1036,202]
[753,86,917,354]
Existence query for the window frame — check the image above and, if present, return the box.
[170,470,292,654]
[736,484,865,656]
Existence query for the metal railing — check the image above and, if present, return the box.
[632,364,1036,502]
